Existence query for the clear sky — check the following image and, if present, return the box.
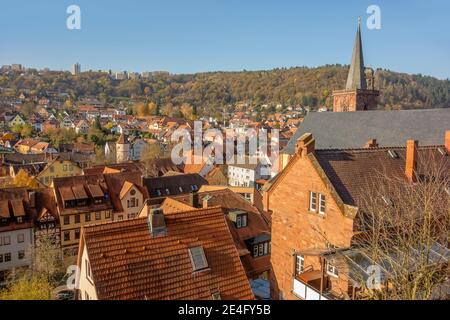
[1,0,449,79]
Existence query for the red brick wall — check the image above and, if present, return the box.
[269,154,354,300]
[332,90,379,112]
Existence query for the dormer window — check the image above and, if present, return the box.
[236,213,248,228]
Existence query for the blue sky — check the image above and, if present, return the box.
[1,0,449,79]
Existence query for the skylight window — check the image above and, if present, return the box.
[388,150,399,158]
[188,246,209,272]
[382,196,393,206]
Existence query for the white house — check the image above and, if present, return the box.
[60,116,75,129]
[0,197,34,276]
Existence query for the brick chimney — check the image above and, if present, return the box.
[405,140,418,183]
[147,208,167,237]
[364,139,379,148]
[445,130,450,153]
[295,133,315,157]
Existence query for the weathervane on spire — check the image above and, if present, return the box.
[358,16,361,27]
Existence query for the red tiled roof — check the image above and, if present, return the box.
[79,207,254,300]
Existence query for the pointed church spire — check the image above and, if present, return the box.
[345,17,367,90]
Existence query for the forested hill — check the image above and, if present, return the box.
[1,65,449,117]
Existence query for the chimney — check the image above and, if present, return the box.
[445,130,450,153]
[202,195,212,209]
[364,139,379,149]
[405,140,418,183]
[295,133,315,157]
[147,208,166,237]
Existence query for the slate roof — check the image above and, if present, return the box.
[283,109,450,154]
[143,173,208,198]
[79,207,254,300]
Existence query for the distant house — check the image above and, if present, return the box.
[36,157,83,187]
[60,116,75,129]
[9,114,26,128]
[0,189,34,276]
[14,138,40,154]
[228,160,271,188]
[42,119,59,133]
[75,120,90,134]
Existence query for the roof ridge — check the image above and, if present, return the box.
[316,144,445,153]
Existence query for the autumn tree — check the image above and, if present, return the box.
[180,103,196,120]
[352,153,450,300]
[13,169,39,189]
[0,276,53,300]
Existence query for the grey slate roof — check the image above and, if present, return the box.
[283,109,450,154]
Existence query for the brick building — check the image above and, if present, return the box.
[266,131,450,300]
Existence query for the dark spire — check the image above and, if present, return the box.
[346,17,367,90]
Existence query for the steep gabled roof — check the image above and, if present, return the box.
[79,207,254,300]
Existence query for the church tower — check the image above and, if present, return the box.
[332,18,379,112]
[116,133,130,163]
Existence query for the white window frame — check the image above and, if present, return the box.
[296,255,305,275]
[309,192,317,212]
[319,194,326,214]
[326,262,339,277]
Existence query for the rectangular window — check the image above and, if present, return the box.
[309,192,317,212]
[105,211,111,219]
[74,229,80,240]
[64,216,70,225]
[253,245,259,258]
[75,215,80,224]
[327,263,339,277]
[259,244,264,256]
[264,242,269,255]
[85,213,91,222]
[85,259,92,280]
[3,236,11,245]
[5,253,11,262]
[236,215,242,228]
[296,255,305,275]
[63,165,68,171]
[17,234,25,243]
[241,214,247,227]
[95,212,101,220]
[0,254,3,263]
[319,194,326,214]
[64,232,70,242]
[18,250,25,260]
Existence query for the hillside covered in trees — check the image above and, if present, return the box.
[1,65,449,117]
